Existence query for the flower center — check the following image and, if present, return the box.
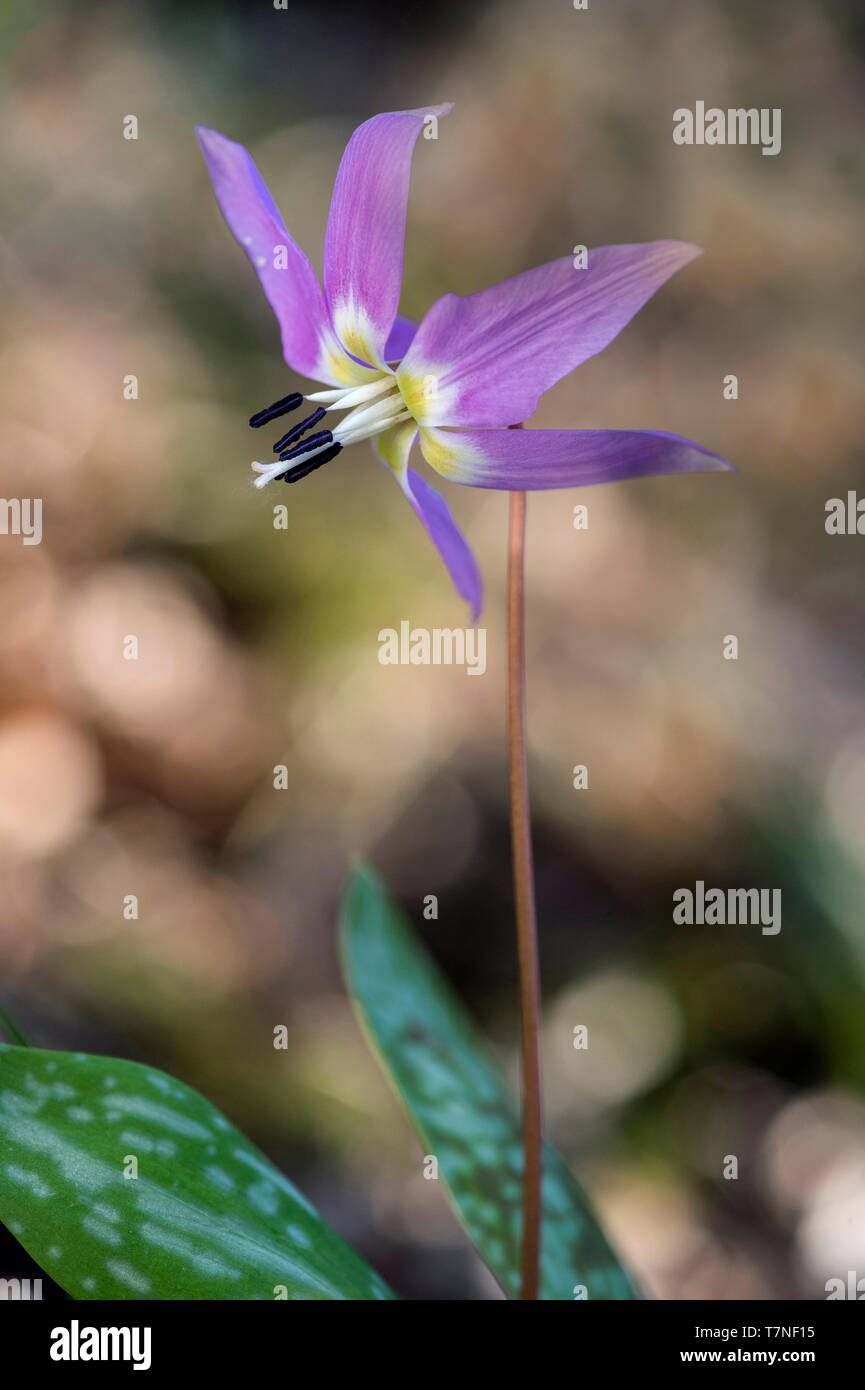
[248,373,412,488]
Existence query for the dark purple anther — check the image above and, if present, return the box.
[281,442,343,483]
[249,393,304,428]
[278,430,333,462]
[273,406,327,452]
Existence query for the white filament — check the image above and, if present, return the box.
[250,370,413,489]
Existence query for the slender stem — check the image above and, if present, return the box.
[506,488,543,1301]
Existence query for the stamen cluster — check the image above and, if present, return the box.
[250,376,412,487]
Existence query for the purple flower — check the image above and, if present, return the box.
[196,105,732,619]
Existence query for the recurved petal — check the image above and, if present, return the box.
[196,125,373,386]
[374,421,483,619]
[324,106,452,372]
[419,425,733,489]
[399,242,702,426]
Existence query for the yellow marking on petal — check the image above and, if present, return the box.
[374,421,417,483]
[418,427,477,480]
[396,366,443,423]
[332,302,387,373]
[321,340,380,387]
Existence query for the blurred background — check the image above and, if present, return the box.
[1,0,864,1299]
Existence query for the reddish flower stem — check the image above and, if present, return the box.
[506,487,543,1301]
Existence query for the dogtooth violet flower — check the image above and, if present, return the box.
[196,104,731,619]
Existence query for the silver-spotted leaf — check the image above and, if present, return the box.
[0,1045,394,1300]
[340,864,639,1300]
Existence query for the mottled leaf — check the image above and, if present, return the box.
[0,1045,394,1301]
[340,864,639,1300]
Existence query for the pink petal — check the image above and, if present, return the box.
[419,425,733,489]
[374,423,483,618]
[399,242,702,426]
[324,106,452,371]
[196,126,370,385]
[384,314,419,362]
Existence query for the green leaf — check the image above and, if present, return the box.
[0,1002,29,1047]
[0,1045,394,1301]
[340,864,639,1301]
